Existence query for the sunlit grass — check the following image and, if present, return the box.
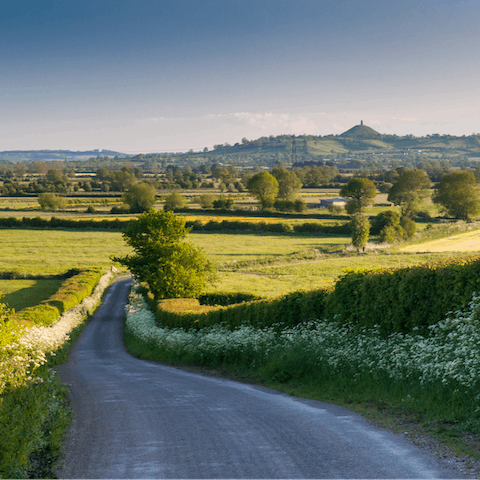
[401,228,480,253]
[0,229,131,275]
[0,279,63,311]
[211,252,470,297]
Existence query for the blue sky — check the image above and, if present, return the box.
[1,0,479,152]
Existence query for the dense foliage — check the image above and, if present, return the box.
[113,210,216,299]
[432,171,480,221]
[326,257,480,333]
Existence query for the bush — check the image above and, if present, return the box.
[212,197,234,209]
[110,205,131,214]
[371,210,401,235]
[400,216,417,239]
[164,192,186,211]
[38,193,66,211]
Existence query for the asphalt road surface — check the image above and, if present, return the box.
[56,277,461,479]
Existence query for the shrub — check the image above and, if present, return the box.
[212,196,234,209]
[400,216,417,239]
[38,193,66,211]
[371,210,401,235]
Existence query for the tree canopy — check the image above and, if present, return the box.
[340,177,376,213]
[387,169,431,217]
[247,171,279,208]
[432,171,480,221]
[122,182,156,213]
[271,166,302,200]
[350,213,370,249]
[113,210,216,299]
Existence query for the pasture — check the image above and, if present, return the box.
[401,228,480,253]
[2,223,479,300]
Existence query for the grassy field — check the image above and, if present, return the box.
[0,279,63,311]
[2,225,478,300]
[401,228,480,253]
[0,229,130,275]
[211,251,471,297]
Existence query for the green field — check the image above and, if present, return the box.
[0,279,63,311]
[2,224,478,300]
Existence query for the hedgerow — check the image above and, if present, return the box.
[14,268,103,326]
[326,256,480,334]
[151,288,331,331]
[0,270,114,478]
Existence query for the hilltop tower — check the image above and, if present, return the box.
[361,120,363,125]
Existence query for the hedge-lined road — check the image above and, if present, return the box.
[56,278,459,479]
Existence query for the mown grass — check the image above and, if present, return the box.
[0,279,63,311]
[0,229,131,275]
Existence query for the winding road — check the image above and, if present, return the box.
[55,277,461,478]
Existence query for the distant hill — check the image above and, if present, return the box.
[203,124,480,158]
[0,149,126,163]
[340,121,380,138]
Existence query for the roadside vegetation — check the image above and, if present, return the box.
[0,271,114,478]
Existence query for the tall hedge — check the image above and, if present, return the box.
[326,256,480,333]
[152,288,331,331]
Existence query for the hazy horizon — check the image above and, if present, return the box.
[1,0,479,153]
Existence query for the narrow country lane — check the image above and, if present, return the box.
[56,277,460,479]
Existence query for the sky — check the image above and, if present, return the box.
[1,0,479,153]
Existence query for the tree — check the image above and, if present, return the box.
[122,182,156,213]
[350,213,370,250]
[432,171,480,221]
[340,177,377,213]
[387,169,431,217]
[247,171,279,208]
[38,192,65,210]
[198,193,215,209]
[113,210,216,299]
[271,166,302,200]
[164,192,186,211]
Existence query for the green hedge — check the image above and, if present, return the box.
[198,291,261,306]
[151,288,331,331]
[325,256,480,334]
[0,216,350,235]
[44,268,103,314]
[14,267,103,326]
[148,256,480,336]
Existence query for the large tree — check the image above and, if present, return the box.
[387,169,431,217]
[432,171,480,221]
[122,182,156,213]
[340,177,377,213]
[247,171,279,208]
[271,166,302,200]
[113,210,216,299]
